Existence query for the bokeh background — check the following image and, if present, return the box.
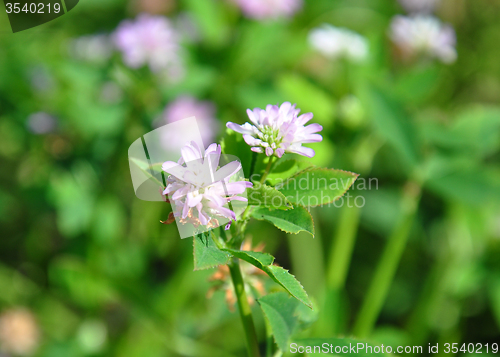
[0,0,500,356]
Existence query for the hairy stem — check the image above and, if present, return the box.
[353,182,421,338]
[228,260,261,357]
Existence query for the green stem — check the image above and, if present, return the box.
[327,205,361,290]
[260,157,275,184]
[228,260,261,357]
[265,317,274,357]
[232,156,276,247]
[352,182,421,338]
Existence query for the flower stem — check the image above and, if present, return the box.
[260,157,275,184]
[228,260,261,357]
[232,156,276,246]
[352,182,421,338]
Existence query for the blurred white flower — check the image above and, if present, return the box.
[113,14,183,75]
[234,0,302,20]
[0,308,40,356]
[69,34,113,64]
[77,320,107,354]
[390,15,457,64]
[29,66,56,93]
[398,0,440,14]
[156,96,219,149]
[308,24,369,62]
[26,112,57,135]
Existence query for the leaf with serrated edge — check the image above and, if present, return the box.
[265,266,311,308]
[278,168,358,207]
[223,249,312,308]
[252,206,314,237]
[258,292,300,351]
[223,249,275,267]
[193,234,232,271]
[247,184,293,210]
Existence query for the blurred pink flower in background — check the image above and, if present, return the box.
[398,0,440,14]
[157,96,219,147]
[234,0,302,20]
[26,112,57,135]
[113,14,183,77]
[390,15,457,64]
[0,308,40,356]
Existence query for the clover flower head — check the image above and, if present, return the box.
[390,15,457,64]
[113,13,183,75]
[234,0,302,20]
[226,102,322,158]
[398,0,440,14]
[308,24,369,62]
[162,141,252,229]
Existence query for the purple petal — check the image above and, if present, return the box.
[162,160,179,172]
[243,134,262,146]
[297,112,314,125]
[181,144,201,163]
[299,134,323,143]
[288,146,315,158]
[265,147,273,156]
[205,144,221,173]
[303,123,323,134]
[196,203,209,225]
[182,200,190,219]
[246,109,260,126]
[214,161,241,181]
[163,162,189,180]
[172,185,189,200]
[275,148,285,158]
[205,143,219,156]
[226,122,255,135]
[229,196,248,202]
[251,147,264,153]
[187,192,203,207]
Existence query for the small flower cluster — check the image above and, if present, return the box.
[113,14,183,75]
[308,24,369,63]
[162,102,322,230]
[227,102,322,158]
[390,15,457,64]
[234,0,302,20]
[162,141,252,228]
